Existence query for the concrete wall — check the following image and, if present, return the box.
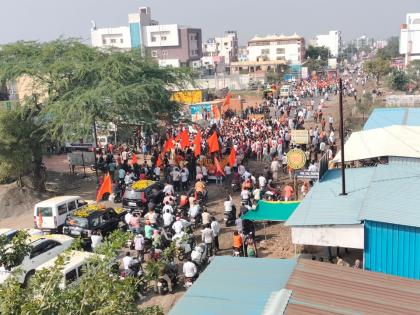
[291,225,364,249]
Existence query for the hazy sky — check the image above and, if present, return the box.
[1,0,419,45]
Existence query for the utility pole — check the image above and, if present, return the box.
[92,120,99,184]
[339,78,347,195]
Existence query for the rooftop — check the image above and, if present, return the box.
[364,107,420,130]
[286,164,420,228]
[249,33,303,42]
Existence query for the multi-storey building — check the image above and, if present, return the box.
[91,7,202,67]
[311,30,342,57]
[400,13,420,66]
[247,34,305,64]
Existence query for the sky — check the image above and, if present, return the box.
[0,0,419,45]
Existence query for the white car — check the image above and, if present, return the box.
[0,229,19,243]
[0,234,74,285]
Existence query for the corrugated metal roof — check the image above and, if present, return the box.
[169,256,297,315]
[287,164,420,228]
[285,259,420,315]
[360,166,420,227]
[364,107,420,130]
[285,167,375,226]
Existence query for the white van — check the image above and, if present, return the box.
[33,196,89,232]
[36,250,104,289]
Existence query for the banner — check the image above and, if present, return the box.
[287,149,306,170]
[291,130,310,144]
[172,90,202,105]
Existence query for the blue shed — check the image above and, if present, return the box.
[364,221,420,280]
[363,107,420,130]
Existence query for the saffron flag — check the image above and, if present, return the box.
[207,132,220,153]
[96,173,113,202]
[180,130,190,149]
[131,153,138,165]
[229,148,236,167]
[212,105,221,120]
[193,130,202,157]
[214,157,225,176]
[156,155,163,167]
[223,93,231,108]
[164,137,174,153]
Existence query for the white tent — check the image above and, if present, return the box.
[333,125,420,162]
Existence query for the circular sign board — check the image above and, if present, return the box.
[287,149,306,170]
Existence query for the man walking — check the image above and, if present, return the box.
[201,224,214,257]
[211,217,221,251]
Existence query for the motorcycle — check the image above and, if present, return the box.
[120,258,148,296]
[191,243,208,271]
[157,262,179,295]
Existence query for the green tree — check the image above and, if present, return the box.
[0,230,163,315]
[0,39,192,189]
[304,59,327,73]
[305,45,330,61]
[0,106,44,188]
[363,58,391,85]
[376,36,400,60]
[388,69,409,91]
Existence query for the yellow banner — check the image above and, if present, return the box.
[171,90,202,105]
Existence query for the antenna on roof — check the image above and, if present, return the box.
[339,78,347,196]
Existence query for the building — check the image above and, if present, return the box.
[169,257,420,315]
[201,31,238,73]
[91,7,202,67]
[238,46,249,62]
[352,35,374,50]
[312,30,342,57]
[247,34,305,64]
[400,13,420,66]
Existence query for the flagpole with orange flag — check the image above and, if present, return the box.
[207,131,220,154]
[214,156,225,176]
[180,130,190,149]
[96,173,113,203]
[193,130,202,157]
[222,93,231,108]
[228,147,236,168]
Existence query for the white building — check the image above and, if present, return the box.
[312,30,342,57]
[91,7,202,67]
[400,13,420,66]
[247,34,305,64]
[202,31,238,72]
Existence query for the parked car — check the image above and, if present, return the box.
[0,229,18,243]
[33,196,92,232]
[0,234,74,285]
[62,207,125,247]
[36,250,105,289]
[122,180,164,213]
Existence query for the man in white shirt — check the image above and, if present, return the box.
[124,212,133,226]
[188,201,200,219]
[163,182,174,195]
[308,162,318,172]
[122,252,133,272]
[183,259,198,278]
[258,175,267,189]
[162,201,174,214]
[163,209,174,227]
[181,167,189,191]
[240,189,250,202]
[90,231,103,251]
[224,195,233,213]
[172,217,184,234]
[211,217,221,251]
[270,158,280,181]
[202,208,211,226]
[201,224,214,257]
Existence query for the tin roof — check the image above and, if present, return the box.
[364,107,420,130]
[286,164,420,228]
[285,259,420,315]
[169,256,297,315]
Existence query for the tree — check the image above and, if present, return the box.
[376,36,400,60]
[0,39,192,189]
[305,45,330,61]
[388,69,409,91]
[304,59,327,73]
[363,58,391,85]
[0,106,44,189]
[0,230,164,315]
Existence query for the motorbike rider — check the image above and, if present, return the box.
[188,199,200,221]
[183,258,198,282]
[172,217,184,235]
[163,209,175,228]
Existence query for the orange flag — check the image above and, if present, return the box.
[214,157,225,176]
[96,174,112,202]
[207,132,220,153]
[229,148,236,167]
[223,93,231,108]
[212,105,221,120]
[164,137,174,153]
[193,130,202,157]
[156,155,163,167]
[180,130,190,149]
[131,153,138,165]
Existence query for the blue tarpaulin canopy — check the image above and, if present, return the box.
[241,200,300,222]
